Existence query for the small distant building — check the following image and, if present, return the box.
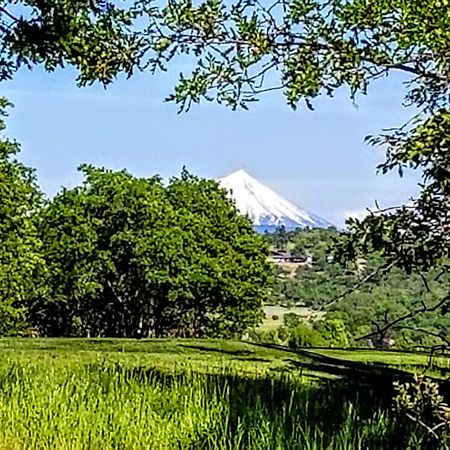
[268,251,307,264]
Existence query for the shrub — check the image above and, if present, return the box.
[277,326,290,343]
[288,323,325,348]
[314,319,349,348]
[258,329,279,343]
[283,313,301,329]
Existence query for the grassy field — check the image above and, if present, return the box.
[0,338,447,449]
[260,305,325,331]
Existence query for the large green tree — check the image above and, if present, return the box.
[34,166,270,337]
[0,98,44,335]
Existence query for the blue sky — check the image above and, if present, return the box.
[3,65,420,227]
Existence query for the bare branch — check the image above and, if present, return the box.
[0,7,20,23]
[320,260,396,310]
[356,293,450,341]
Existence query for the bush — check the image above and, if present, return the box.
[287,319,350,349]
[283,313,301,329]
[272,315,280,321]
[35,168,271,338]
[288,323,325,348]
[247,329,280,344]
[258,329,279,343]
[314,319,349,348]
[277,326,290,343]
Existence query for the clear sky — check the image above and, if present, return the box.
[3,65,421,227]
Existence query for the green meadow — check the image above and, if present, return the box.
[0,339,448,449]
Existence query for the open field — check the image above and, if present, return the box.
[260,305,325,331]
[0,339,448,449]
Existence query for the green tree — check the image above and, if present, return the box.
[0,98,44,335]
[136,0,449,112]
[314,318,349,348]
[266,228,450,348]
[272,225,289,251]
[0,0,140,84]
[34,166,270,337]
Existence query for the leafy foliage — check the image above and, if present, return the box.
[0,0,140,84]
[2,1,449,109]
[133,0,450,346]
[33,166,270,337]
[1,0,449,349]
[266,228,450,349]
[394,376,450,447]
[0,98,44,335]
[134,0,450,111]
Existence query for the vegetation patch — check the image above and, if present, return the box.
[0,338,449,448]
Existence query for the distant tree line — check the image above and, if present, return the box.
[0,101,271,338]
[265,228,450,350]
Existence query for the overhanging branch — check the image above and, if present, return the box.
[356,293,450,342]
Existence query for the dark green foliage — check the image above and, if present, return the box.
[137,0,450,347]
[267,228,359,308]
[269,225,289,251]
[267,228,450,349]
[326,267,450,349]
[3,1,449,113]
[33,166,270,338]
[338,109,450,286]
[1,0,449,344]
[134,0,450,112]
[283,312,301,329]
[0,105,270,339]
[286,318,349,348]
[314,318,349,348]
[288,323,325,348]
[0,1,140,84]
[0,0,449,352]
[0,99,44,335]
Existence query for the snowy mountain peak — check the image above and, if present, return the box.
[217,169,334,232]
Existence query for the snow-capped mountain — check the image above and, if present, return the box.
[217,169,334,232]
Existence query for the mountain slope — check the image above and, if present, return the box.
[217,169,333,232]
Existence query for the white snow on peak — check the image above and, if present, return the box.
[217,169,333,230]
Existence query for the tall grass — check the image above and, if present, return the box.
[0,358,432,449]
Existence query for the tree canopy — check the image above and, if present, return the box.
[0,0,140,84]
[33,165,270,338]
[135,0,450,344]
[265,228,450,349]
[141,0,450,111]
[0,98,44,335]
[4,1,449,108]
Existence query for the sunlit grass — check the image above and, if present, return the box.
[0,338,444,448]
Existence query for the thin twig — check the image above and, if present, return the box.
[320,260,396,310]
[356,293,450,341]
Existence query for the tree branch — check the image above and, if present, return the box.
[0,7,20,23]
[320,260,396,310]
[356,293,450,341]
